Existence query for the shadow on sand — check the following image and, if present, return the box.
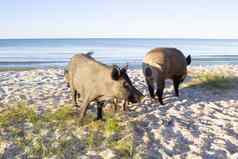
[128,77,238,158]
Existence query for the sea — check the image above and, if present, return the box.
[0,38,238,69]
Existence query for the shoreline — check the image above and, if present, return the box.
[1,63,238,71]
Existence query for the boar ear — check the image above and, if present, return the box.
[186,55,191,65]
[86,51,94,57]
[121,64,128,73]
[111,65,121,80]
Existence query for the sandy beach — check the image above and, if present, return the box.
[1,65,238,158]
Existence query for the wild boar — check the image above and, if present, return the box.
[65,66,136,112]
[142,48,191,105]
[68,53,144,120]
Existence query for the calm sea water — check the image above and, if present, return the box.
[0,38,238,69]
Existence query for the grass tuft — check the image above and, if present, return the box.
[105,117,120,136]
[111,132,135,158]
[184,70,238,89]
[44,105,74,122]
[0,102,38,127]
[0,67,36,72]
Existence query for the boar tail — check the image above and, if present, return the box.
[186,55,191,66]
[85,51,94,57]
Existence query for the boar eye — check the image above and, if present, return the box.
[123,82,129,88]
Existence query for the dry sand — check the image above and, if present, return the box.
[0,65,238,158]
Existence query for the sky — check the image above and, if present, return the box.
[1,0,238,39]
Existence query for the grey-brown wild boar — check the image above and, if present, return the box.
[68,52,144,120]
[142,48,191,105]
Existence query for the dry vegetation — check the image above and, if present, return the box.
[183,68,238,90]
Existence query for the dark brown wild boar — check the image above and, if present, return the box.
[142,48,191,105]
[67,52,144,120]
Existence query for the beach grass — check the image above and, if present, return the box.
[184,69,238,89]
[0,66,63,72]
[0,103,135,158]
[0,67,36,72]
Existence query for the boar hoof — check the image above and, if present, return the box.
[159,100,164,105]
[94,117,105,121]
[74,104,80,108]
[175,92,179,97]
[150,95,155,99]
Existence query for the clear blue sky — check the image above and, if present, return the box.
[1,0,238,39]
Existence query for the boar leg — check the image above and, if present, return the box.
[123,100,128,111]
[156,80,165,105]
[173,76,182,97]
[72,90,78,107]
[113,98,118,113]
[145,79,155,98]
[96,102,104,120]
[79,98,90,121]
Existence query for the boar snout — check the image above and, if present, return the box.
[128,87,144,103]
[111,64,144,104]
[118,65,144,103]
[128,94,138,103]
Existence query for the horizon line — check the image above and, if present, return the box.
[1,37,238,40]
